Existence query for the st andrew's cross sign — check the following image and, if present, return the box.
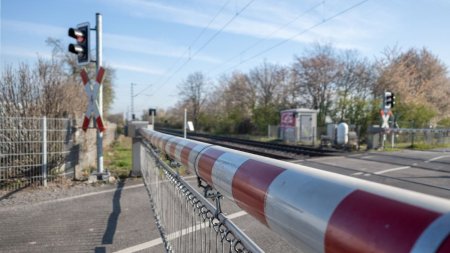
[80,67,106,132]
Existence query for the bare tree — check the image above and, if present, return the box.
[0,59,86,118]
[376,47,450,120]
[247,62,289,131]
[292,43,341,125]
[178,72,210,127]
[333,50,375,122]
[204,71,256,133]
[249,61,285,108]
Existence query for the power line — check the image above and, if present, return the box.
[220,0,369,75]
[148,0,256,96]
[208,0,325,75]
[188,0,232,55]
[135,0,233,96]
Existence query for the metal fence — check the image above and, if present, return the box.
[367,128,450,149]
[140,139,262,253]
[139,129,450,253]
[0,116,75,193]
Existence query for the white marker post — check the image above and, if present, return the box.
[96,13,104,175]
[184,108,187,139]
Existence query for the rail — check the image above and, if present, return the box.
[140,128,450,253]
[156,127,339,157]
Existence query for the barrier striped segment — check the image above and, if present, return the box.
[141,130,450,253]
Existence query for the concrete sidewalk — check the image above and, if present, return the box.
[0,180,163,253]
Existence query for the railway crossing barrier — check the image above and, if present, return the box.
[133,125,450,253]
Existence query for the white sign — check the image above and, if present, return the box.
[80,67,106,132]
[187,121,195,131]
[380,109,392,129]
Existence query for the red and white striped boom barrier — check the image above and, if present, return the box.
[140,129,450,253]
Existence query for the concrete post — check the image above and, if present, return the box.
[131,137,143,177]
[129,121,148,177]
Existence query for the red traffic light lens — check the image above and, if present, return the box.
[68,28,85,42]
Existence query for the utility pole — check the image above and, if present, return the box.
[131,83,137,120]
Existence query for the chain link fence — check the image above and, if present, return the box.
[0,117,76,194]
[141,140,262,253]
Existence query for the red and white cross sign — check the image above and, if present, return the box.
[380,109,393,129]
[80,67,106,132]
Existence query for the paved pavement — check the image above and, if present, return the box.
[1,149,448,253]
[0,180,165,253]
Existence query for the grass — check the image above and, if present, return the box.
[381,141,450,151]
[104,135,132,179]
[409,142,450,150]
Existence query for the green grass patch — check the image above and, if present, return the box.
[104,136,132,179]
[382,141,450,151]
[409,142,450,150]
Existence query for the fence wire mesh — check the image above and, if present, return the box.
[141,140,263,253]
[0,117,75,193]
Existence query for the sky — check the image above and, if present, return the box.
[1,0,450,119]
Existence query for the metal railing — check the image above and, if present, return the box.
[141,138,263,252]
[0,116,75,193]
[389,128,450,147]
[367,127,450,150]
[139,129,450,253]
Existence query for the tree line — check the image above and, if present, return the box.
[155,43,450,138]
[0,38,115,119]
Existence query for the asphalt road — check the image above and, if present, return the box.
[0,149,448,253]
[296,149,450,199]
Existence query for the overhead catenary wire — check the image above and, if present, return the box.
[134,0,232,96]
[148,0,256,96]
[207,0,325,75]
[220,0,370,75]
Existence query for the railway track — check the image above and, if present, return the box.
[156,128,343,158]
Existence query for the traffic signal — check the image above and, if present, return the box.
[384,91,396,109]
[149,108,157,116]
[68,22,90,65]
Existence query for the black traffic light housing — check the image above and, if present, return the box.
[68,22,90,65]
[384,91,396,109]
[149,108,157,116]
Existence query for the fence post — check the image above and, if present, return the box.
[42,116,48,187]
[313,126,316,146]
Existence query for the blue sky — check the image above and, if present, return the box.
[1,0,450,117]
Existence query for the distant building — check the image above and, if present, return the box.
[280,108,318,144]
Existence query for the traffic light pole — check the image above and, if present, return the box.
[382,89,386,149]
[96,13,104,175]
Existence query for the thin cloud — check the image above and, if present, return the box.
[1,46,52,59]
[2,19,65,37]
[111,63,164,75]
[120,0,378,50]
[1,19,219,63]
[104,33,219,63]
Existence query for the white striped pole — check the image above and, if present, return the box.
[141,129,450,253]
